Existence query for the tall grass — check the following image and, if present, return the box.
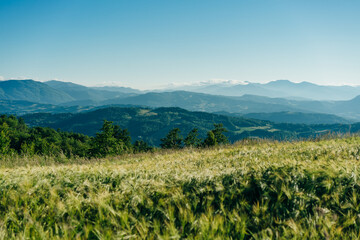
[1,137,360,238]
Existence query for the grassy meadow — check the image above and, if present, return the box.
[1,137,360,239]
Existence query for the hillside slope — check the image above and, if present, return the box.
[243,111,352,124]
[0,99,98,115]
[0,80,74,104]
[2,137,360,238]
[22,107,289,145]
[102,91,304,113]
[103,91,360,121]
[45,80,133,104]
[21,106,360,146]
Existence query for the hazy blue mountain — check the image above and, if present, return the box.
[2,79,360,122]
[45,80,133,103]
[250,95,360,121]
[242,112,352,124]
[0,99,97,115]
[166,80,360,101]
[102,91,303,113]
[91,86,142,94]
[0,80,74,104]
[0,99,144,115]
[163,81,281,98]
[103,91,360,121]
[233,95,334,115]
[333,95,360,113]
[264,80,360,100]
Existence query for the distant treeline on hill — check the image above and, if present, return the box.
[21,107,296,146]
[21,107,360,145]
[2,105,360,158]
[0,115,229,158]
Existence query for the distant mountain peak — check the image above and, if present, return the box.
[0,79,74,104]
[166,79,250,88]
[266,79,295,85]
[4,79,36,83]
[201,79,250,86]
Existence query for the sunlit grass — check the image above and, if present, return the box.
[1,136,360,238]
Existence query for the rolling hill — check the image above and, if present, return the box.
[0,79,139,106]
[103,91,360,121]
[0,100,94,115]
[102,91,304,113]
[242,111,352,124]
[21,106,360,146]
[2,137,360,238]
[21,107,296,145]
[45,80,134,103]
[0,80,74,104]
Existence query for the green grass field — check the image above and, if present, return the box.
[2,137,360,239]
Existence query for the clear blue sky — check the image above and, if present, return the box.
[0,0,359,89]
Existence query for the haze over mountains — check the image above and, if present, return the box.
[1,79,360,126]
[167,80,360,101]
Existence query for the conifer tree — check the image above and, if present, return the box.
[184,128,201,148]
[160,128,183,149]
[203,131,217,147]
[203,123,228,147]
[133,140,153,153]
[114,126,132,151]
[212,123,229,145]
[91,120,124,157]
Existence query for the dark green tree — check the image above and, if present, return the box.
[203,131,217,147]
[91,120,124,157]
[114,126,132,152]
[0,114,92,157]
[133,140,153,153]
[0,122,11,155]
[212,123,229,145]
[29,127,62,155]
[184,128,201,148]
[202,123,229,147]
[160,128,183,149]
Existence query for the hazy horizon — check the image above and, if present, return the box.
[1,0,360,89]
[1,78,360,91]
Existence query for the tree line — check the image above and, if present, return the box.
[0,115,229,158]
[160,123,228,149]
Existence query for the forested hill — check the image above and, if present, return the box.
[243,111,352,124]
[22,107,287,145]
[0,80,74,104]
[22,106,359,146]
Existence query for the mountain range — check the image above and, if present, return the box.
[103,91,360,121]
[0,80,73,104]
[168,80,360,101]
[1,79,360,124]
[0,79,139,105]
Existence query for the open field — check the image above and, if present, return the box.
[2,137,360,239]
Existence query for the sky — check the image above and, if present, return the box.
[0,0,360,89]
